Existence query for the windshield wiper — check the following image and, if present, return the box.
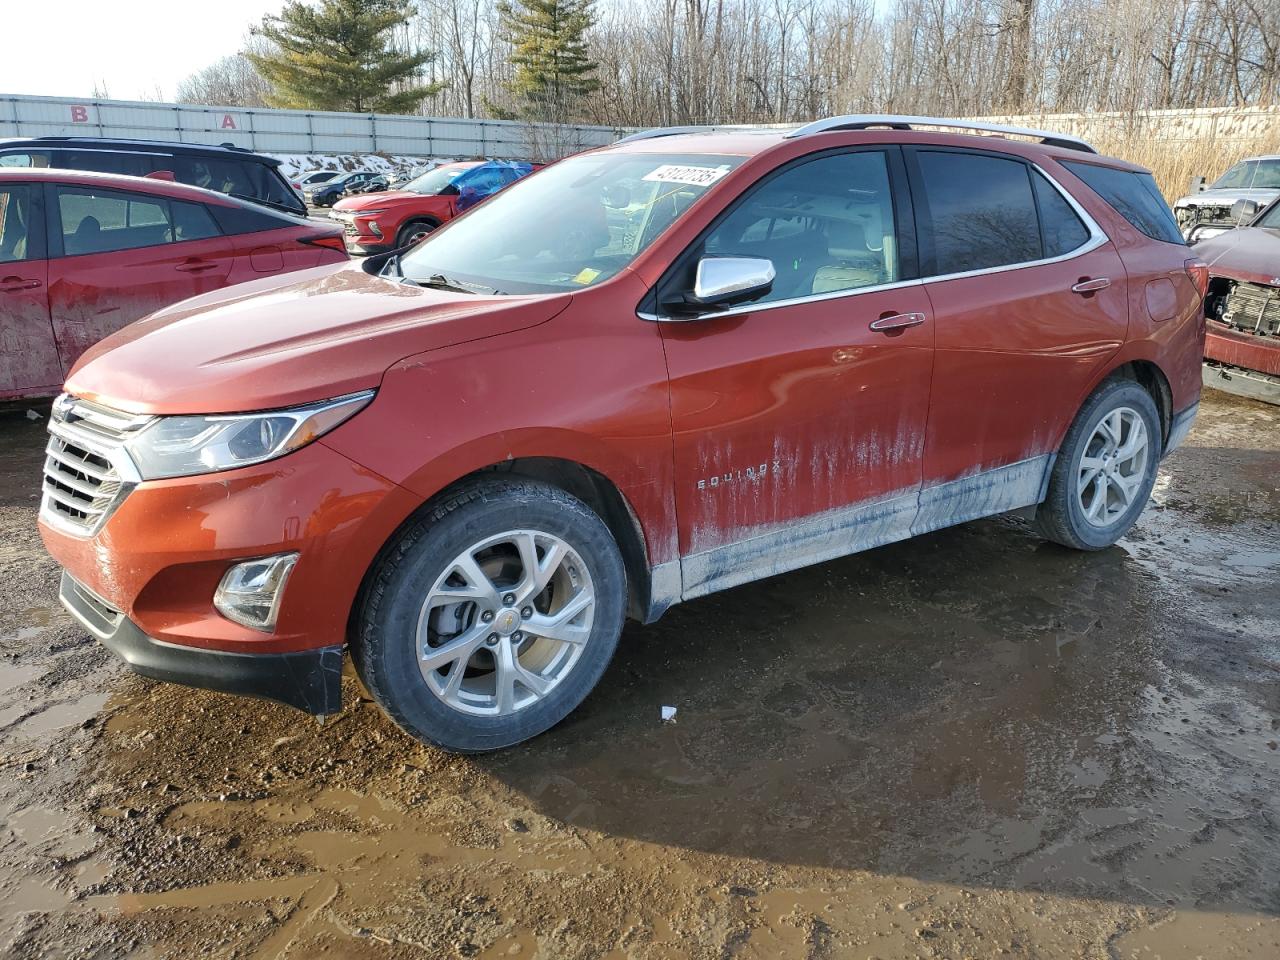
[414,273,501,295]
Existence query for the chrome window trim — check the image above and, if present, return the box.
[641,160,1110,323]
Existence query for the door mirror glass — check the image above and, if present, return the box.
[1232,198,1261,225]
[685,256,775,310]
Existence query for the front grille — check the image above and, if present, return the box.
[41,395,151,536]
[1222,281,1280,337]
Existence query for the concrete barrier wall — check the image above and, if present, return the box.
[975,106,1280,145]
[0,93,627,160]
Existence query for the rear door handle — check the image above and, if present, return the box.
[1071,277,1111,294]
[0,276,41,292]
[869,311,927,332]
[176,259,218,273]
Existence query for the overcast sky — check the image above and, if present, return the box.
[2,1,279,101]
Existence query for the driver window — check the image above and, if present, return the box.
[701,151,899,304]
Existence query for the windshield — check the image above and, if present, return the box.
[400,152,745,293]
[405,165,471,195]
[1212,159,1280,190]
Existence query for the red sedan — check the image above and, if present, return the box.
[0,168,347,401]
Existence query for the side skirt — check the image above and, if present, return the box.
[673,455,1053,604]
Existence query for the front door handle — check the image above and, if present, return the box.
[175,259,218,273]
[0,276,41,292]
[1071,277,1111,294]
[869,311,927,332]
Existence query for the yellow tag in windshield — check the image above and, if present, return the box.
[572,268,601,285]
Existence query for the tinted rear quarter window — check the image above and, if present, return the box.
[208,201,288,235]
[916,151,1042,274]
[1031,171,1091,257]
[1061,161,1184,244]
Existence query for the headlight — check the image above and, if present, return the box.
[124,391,374,480]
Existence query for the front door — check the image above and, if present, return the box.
[47,183,234,374]
[0,182,61,399]
[657,148,935,599]
[905,148,1130,525]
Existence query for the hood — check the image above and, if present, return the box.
[1194,227,1280,285]
[66,262,571,415]
[334,191,446,211]
[1175,187,1280,208]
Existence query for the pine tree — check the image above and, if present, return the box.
[247,0,442,114]
[498,0,599,121]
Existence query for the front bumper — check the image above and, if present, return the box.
[39,435,421,657]
[61,571,342,714]
[1205,323,1280,377]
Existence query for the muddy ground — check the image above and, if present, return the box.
[0,390,1277,960]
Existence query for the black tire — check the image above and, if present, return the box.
[396,219,438,248]
[353,479,626,752]
[1034,377,1162,550]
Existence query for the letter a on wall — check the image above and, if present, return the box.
[221,114,237,130]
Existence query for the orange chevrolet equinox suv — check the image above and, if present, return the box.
[39,116,1207,752]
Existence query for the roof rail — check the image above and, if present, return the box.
[615,124,784,145]
[784,115,1096,153]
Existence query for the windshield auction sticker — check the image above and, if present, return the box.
[641,164,732,187]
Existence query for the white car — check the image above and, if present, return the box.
[1174,155,1280,242]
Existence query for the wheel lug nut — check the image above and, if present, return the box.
[511,631,523,643]
[502,593,516,606]
[521,606,533,618]
[481,610,494,623]
[486,634,498,646]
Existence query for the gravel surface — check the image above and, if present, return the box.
[1,390,1277,959]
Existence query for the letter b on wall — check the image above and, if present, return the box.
[70,106,89,123]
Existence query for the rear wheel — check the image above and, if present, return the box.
[396,219,438,249]
[353,479,626,752]
[1034,378,1161,550]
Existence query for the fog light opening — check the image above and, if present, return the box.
[214,553,299,632]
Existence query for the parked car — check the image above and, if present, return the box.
[305,171,380,207]
[1174,154,1280,242]
[0,168,347,400]
[330,160,536,253]
[39,116,1205,753]
[0,137,307,218]
[1196,197,1280,404]
[354,174,391,194]
[291,169,342,192]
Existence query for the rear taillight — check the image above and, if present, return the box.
[1184,258,1209,297]
[301,234,348,254]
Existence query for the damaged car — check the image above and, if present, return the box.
[1197,197,1280,404]
[39,116,1206,752]
[1174,155,1280,242]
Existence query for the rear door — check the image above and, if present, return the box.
[657,147,934,597]
[46,184,234,373]
[0,182,61,398]
[907,147,1129,520]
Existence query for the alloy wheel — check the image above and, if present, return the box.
[416,530,595,716]
[1076,406,1150,527]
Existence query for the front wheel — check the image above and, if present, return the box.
[1034,378,1162,550]
[353,479,626,752]
[396,219,438,249]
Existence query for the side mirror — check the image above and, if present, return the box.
[1232,199,1261,225]
[1189,176,1207,194]
[664,257,775,318]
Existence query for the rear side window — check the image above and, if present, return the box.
[57,187,174,256]
[1032,171,1091,257]
[55,150,153,178]
[168,156,257,199]
[1061,161,1184,244]
[916,151,1041,274]
[208,202,288,236]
